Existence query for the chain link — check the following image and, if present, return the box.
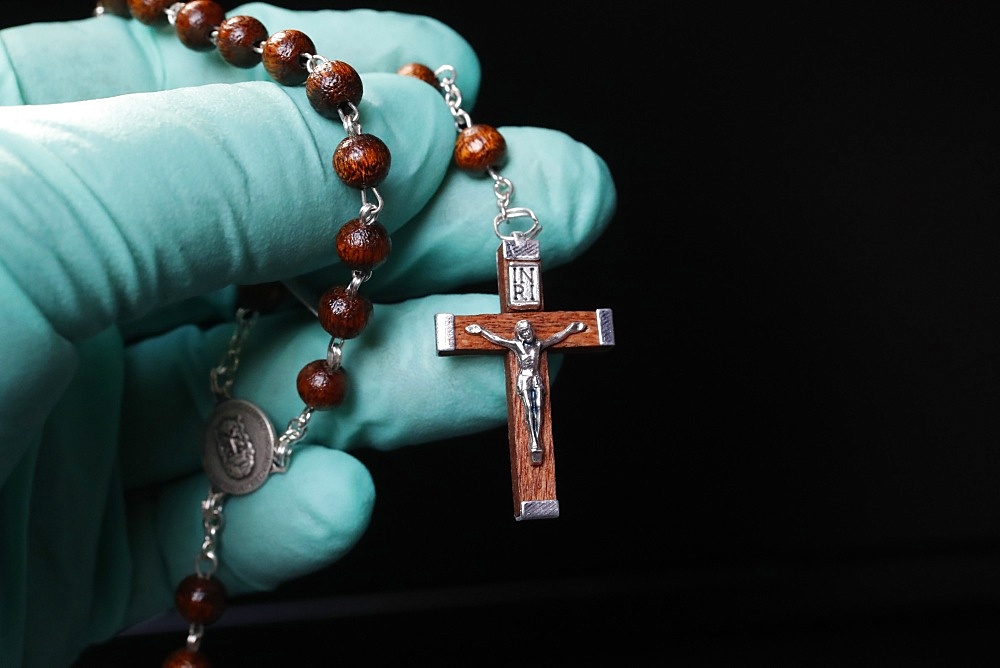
[165,2,184,24]
[209,307,258,400]
[436,65,471,131]
[273,407,315,472]
[186,623,205,652]
[195,488,226,577]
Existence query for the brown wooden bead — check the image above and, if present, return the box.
[127,0,175,25]
[317,285,372,339]
[454,124,507,172]
[296,359,348,409]
[261,29,316,86]
[397,62,438,88]
[216,15,268,68]
[98,0,132,17]
[306,60,363,120]
[174,574,227,626]
[336,218,391,271]
[162,647,212,668]
[333,134,391,189]
[236,282,288,313]
[175,0,226,51]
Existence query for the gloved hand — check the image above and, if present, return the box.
[0,3,616,666]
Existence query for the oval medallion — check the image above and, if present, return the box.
[202,398,277,495]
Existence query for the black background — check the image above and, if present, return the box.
[7,2,1000,666]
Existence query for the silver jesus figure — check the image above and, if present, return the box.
[465,318,586,463]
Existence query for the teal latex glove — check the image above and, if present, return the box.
[0,4,616,667]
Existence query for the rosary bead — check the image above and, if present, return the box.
[317,285,372,339]
[454,124,507,172]
[215,15,268,68]
[236,282,288,313]
[261,29,316,86]
[336,218,391,271]
[174,574,227,626]
[162,648,212,668]
[306,60,364,120]
[397,62,438,88]
[127,0,175,25]
[333,134,392,189]
[175,0,226,52]
[296,360,348,409]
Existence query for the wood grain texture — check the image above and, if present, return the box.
[436,244,614,519]
[504,351,557,516]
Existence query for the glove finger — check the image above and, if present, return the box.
[123,446,375,626]
[0,3,480,107]
[0,71,454,343]
[120,292,514,489]
[14,329,129,668]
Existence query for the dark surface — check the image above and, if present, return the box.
[6,2,1000,666]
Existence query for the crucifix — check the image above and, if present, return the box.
[435,237,615,520]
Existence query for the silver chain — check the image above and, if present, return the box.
[209,307,258,401]
[273,407,315,472]
[165,2,185,25]
[195,488,226,578]
[436,65,472,132]
[186,623,205,652]
[189,487,224,651]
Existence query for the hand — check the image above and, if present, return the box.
[0,4,616,667]
[465,323,483,334]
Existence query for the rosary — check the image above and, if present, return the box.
[95,1,613,665]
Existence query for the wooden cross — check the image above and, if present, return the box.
[434,238,615,520]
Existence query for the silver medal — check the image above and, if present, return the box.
[202,398,277,495]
